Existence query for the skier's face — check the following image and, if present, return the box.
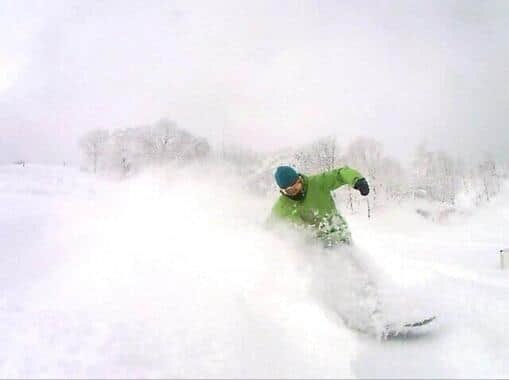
[282,177,303,196]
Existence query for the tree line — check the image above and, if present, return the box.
[79,121,508,214]
[79,119,210,176]
[222,136,508,214]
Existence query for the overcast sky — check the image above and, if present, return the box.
[1,0,508,164]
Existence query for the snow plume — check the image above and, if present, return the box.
[4,164,509,377]
[306,246,385,337]
[0,164,368,378]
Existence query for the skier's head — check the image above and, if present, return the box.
[275,166,302,196]
[275,166,298,188]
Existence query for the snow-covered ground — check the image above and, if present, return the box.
[1,164,508,378]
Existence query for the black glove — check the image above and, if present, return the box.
[354,178,369,196]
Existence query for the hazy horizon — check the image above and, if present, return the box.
[1,0,509,165]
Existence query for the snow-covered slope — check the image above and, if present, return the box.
[1,164,508,378]
[348,193,509,377]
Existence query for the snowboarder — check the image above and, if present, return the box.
[269,165,437,337]
[269,165,369,247]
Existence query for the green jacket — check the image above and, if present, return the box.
[269,167,364,247]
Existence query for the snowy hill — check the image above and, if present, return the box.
[1,164,508,378]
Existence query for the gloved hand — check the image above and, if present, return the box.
[354,178,369,196]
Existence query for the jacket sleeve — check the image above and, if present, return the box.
[314,166,364,191]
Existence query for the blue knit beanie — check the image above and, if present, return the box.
[274,166,299,188]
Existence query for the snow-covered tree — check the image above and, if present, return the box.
[292,136,337,173]
[343,137,384,205]
[79,119,210,176]
[477,155,502,202]
[411,142,460,205]
[378,156,407,203]
[79,129,110,173]
[106,129,140,175]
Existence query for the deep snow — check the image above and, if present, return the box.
[1,164,508,378]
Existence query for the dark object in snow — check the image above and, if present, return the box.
[403,316,436,328]
[414,188,427,199]
[416,207,457,223]
[383,316,437,339]
[416,208,430,219]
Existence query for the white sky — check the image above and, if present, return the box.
[1,0,509,164]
